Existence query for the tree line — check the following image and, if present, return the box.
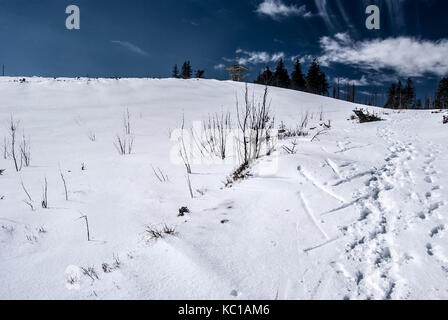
[172,61,205,79]
[170,59,448,110]
[384,77,448,109]
[254,58,330,96]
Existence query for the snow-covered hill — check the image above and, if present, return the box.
[1,77,447,299]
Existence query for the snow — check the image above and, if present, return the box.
[1,77,448,300]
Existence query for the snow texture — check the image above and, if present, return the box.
[1,77,448,300]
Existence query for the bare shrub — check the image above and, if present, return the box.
[8,116,21,171]
[202,112,232,160]
[3,137,9,160]
[87,131,96,142]
[102,263,112,273]
[185,171,194,199]
[179,115,191,174]
[6,117,31,170]
[151,166,169,182]
[353,109,383,123]
[123,108,131,135]
[224,161,251,187]
[278,117,309,140]
[145,225,177,241]
[41,177,48,209]
[178,206,190,217]
[59,167,69,201]
[311,129,330,142]
[19,134,31,168]
[145,226,163,240]
[282,140,298,154]
[114,134,134,155]
[102,254,121,273]
[79,215,91,241]
[114,109,134,155]
[21,179,35,211]
[162,224,176,235]
[81,266,99,282]
[236,84,275,164]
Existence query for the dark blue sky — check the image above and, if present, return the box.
[1,0,448,100]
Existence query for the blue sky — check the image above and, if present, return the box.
[1,0,448,100]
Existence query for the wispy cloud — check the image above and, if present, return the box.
[318,33,448,77]
[314,0,337,31]
[111,40,149,56]
[290,54,313,64]
[255,0,311,20]
[236,49,285,65]
[214,63,226,70]
[336,75,371,86]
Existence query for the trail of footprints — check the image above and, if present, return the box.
[330,129,446,299]
[420,148,448,272]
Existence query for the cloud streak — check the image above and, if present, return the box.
[255,0,311,19]
[214,64,226,70]
[236,49,285,65]
[111,40,149,56]
[318,33,448,77]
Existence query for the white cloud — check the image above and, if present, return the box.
[290,54,313,64]
[256,0,311,19]
[336,75,371,86]
[214,64,226,70]
[318,33,448,77]
[111,40,149,56]
[236,49,285,65]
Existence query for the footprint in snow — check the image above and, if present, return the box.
[430,225,445,238]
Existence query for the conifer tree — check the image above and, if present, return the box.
[397,80,403,108]
[425,95,432,109]
[181,61,193,79]
[195,70,205,78]
[351,84,356,103]
[255,67,274,86]
[305,59,322,94]
[385,83,397,108]
[319,72,330,96]
[273,59,290,88]
[404,78,416,109]
[290,59,306,91]
[172,64,179,78]
[416,99,422,109]
[435,77,448,109]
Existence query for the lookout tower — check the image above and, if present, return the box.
[227,57,247,82]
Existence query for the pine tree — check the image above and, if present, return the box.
[416,99,422,109]
[187,61,193,78]
[272,59,290,88]
[255,67,274,86]
[397,80,403,109]
[172,64,179,78]
[404,78,416,109]
[290,59,306,91]
[385,83,397,108]
[195,70,205,78]
[425,95,432,109]
[351,84,356,103]
[181,61,193,79]
[305,59,321,94]
[435,77,448,109]
[319,72,329,96]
